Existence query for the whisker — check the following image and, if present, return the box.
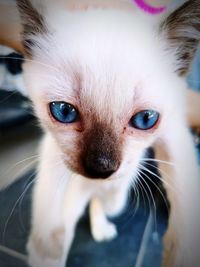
[137,172,157,231]
[116,180,140,229]
[12,155,40,167]
[138,166,169,214]
[0,56,59,72]
[0,159,39,191]
[135,172,152,213]
[129,177,140,217]
[18,159,67,232]
[2,173,37,243]
[139,163,180,196]
[21,73,61,79]
[135,173,147,212]
[18,171,39,232]
[141,161,177,185]
[0,91,19,104]
[142,158,175,167]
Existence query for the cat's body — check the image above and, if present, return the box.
[1,0,200,266]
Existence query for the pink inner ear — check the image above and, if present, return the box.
[133,0,167,15]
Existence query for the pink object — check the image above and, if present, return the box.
[133,0,167,15]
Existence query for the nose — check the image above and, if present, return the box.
[83,155,119,179]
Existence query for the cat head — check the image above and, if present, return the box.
[16,0,199,180]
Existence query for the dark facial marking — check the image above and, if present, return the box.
[80,122,122,179]
[161,0,200,76]
[16,0,47,57]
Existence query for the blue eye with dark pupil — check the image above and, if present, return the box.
[50,102,79,123]
[130,110,159,130]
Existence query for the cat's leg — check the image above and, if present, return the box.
[27,134,70,267]
[28,135,92,267]
[60,175,92,264]
[89,197,118,242]
[102,179,130,218]
[89,178,130,242]
[154,126,200,267]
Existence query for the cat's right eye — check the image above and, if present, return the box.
[49,102,79,124]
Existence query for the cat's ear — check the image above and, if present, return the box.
[161,0,200,76]
[0,1,23,53]
[16,0,47,57]
[0,1,46,56]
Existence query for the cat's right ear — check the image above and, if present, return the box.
[16,0,47,58]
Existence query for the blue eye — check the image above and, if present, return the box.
[130,110,159,130]
[49,102,79,123]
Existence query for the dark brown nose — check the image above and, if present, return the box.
[83,154,119,179]
[81,121,121,179]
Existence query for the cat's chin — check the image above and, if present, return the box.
[70,169,117,181]
[82,174,116,181]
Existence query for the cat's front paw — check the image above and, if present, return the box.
[91,220,118,242]
[27,229,65,267]
[28,245,64,267]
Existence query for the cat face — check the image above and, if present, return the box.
[17,0,200,180]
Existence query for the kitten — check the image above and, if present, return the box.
[10,0,200,266]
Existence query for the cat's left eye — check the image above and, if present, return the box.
[130,110,159,130]
[49,102,79,124]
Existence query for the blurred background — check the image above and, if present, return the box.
[0,1,199,266]
[0,45,41,190]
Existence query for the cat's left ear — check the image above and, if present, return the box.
[161,0,200,76]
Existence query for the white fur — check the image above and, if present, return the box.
[20,2,200,267]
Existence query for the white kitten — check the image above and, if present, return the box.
[15,1,200,267]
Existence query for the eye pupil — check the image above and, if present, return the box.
[49,102,79,124]
[144,112,149,122]
[130,110,159,130]
[62,106,70,116]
